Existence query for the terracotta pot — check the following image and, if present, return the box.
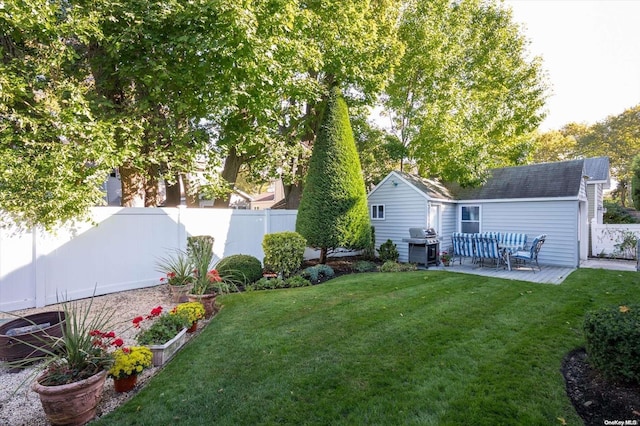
[32,370,107,426]
[168,283,193,303]
[187,293,217,319]
[187,321,198,333]
[113,374,137,393]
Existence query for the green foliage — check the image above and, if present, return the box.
[353,260,377,273]
[362,226,376,260]
[379,261,417,272]
[245,275,311,292]
[385,0,548,185]
[378,239,399,263]
[296,87,372,261]
[603,200,638,224]
[136,313,190,346]
[301,264,335,283]
[584,305,640,384]
[262,232,307,278]
[215,254,263,285]
[187,236,215,294]
[631,155,640,210]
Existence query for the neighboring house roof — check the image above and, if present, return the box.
[584,156,611,188]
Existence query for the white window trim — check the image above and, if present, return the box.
[459,205,481,233]
[371,204,385,220]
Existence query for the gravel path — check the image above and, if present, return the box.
[0,285,208,425]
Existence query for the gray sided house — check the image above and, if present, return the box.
[367,158,604,268]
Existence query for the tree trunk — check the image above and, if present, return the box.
[182,173,200,208]
[144,165,159,207]
[213,146,244,208]
[119,163,145,207]
[165,174,182,207]
[319,247,328,264]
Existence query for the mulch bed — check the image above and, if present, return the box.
[562,348,640,425]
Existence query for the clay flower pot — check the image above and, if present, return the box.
[187,293,217,319]
[113,374,137,393]
[31,370,107,426]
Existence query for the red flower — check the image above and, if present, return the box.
[112,338,124,347]
[122,347,131,354]
[148,306,162,317]
[132,316,144,328]
[90,329,102,336]
[104,331,116,338]
[207,269,222,283]
[160,277,166,282]
[167,272,176,279]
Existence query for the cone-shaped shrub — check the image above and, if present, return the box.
[296,87,371,263]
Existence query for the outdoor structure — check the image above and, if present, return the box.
[367,158,605,268]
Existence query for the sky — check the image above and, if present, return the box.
[504,0,640,131]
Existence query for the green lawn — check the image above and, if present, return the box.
[96,268,640,425]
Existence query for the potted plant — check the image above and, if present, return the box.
[186,236,219,318]
[135,307,191,366]
[27,297,121,426]
[156,249,195,302]
[172,302,205,333]
[108,346,153,392]
[440,251,453,266]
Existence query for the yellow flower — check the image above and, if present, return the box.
[171,302,205,324]
[108,346,153,379]
[619,305,630,313]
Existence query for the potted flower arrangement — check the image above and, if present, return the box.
[156,249,195,302]
[108,346,153,392]
[172,302,205,333]
[135,306,191,366]
[440,251,453,266]
[187,235,220,318]
[27,297,121,425]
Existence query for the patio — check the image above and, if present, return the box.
[427,258,636,285]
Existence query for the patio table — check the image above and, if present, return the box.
[499,244,524,271]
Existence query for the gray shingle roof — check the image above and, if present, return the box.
[395,171,454,200]
[584,156,610,183]
[398,159,587,201]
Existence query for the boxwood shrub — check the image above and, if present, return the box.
[583,304,640,384]
[216,254,263,285]
[262,231,307,277]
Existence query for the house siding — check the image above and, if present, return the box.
[460,200,579,267]
[368,178,429,262]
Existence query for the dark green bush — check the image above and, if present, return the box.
[583,304,640,384]
[262,231,307,277]
[378,239,399,262]
[604,200,638,224]
[136,313,190,345]
[302,264,335,283]
[285,275,312,288]
[245,277,286,291]
[215,254,263,285]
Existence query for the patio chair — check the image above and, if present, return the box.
[474,235,503,270]
[511,234,546,272]
[452,233,475,264]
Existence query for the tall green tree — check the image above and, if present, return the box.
[296,87,371,264]
[631,154,640,210]
[0,1,117,230]
[385,0,548,185]
[574,105,640,207]
[530,130,578,163]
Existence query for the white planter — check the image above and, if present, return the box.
[147,328,187,366]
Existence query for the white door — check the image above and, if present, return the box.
[429,204,441,236]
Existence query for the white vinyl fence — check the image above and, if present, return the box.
[0,207,298,311]
[591,221,640,259]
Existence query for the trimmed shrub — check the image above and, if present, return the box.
[215,254,263,285]
[302,264,335,283]
[295,87,371,263]
[378,239,399,262]
[353,260,377,272]
[380,261,417,272]
[583,304,640,384]
[262,232,307,277]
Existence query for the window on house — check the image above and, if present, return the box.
[371,204,385,220]
[460,206,480,233]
